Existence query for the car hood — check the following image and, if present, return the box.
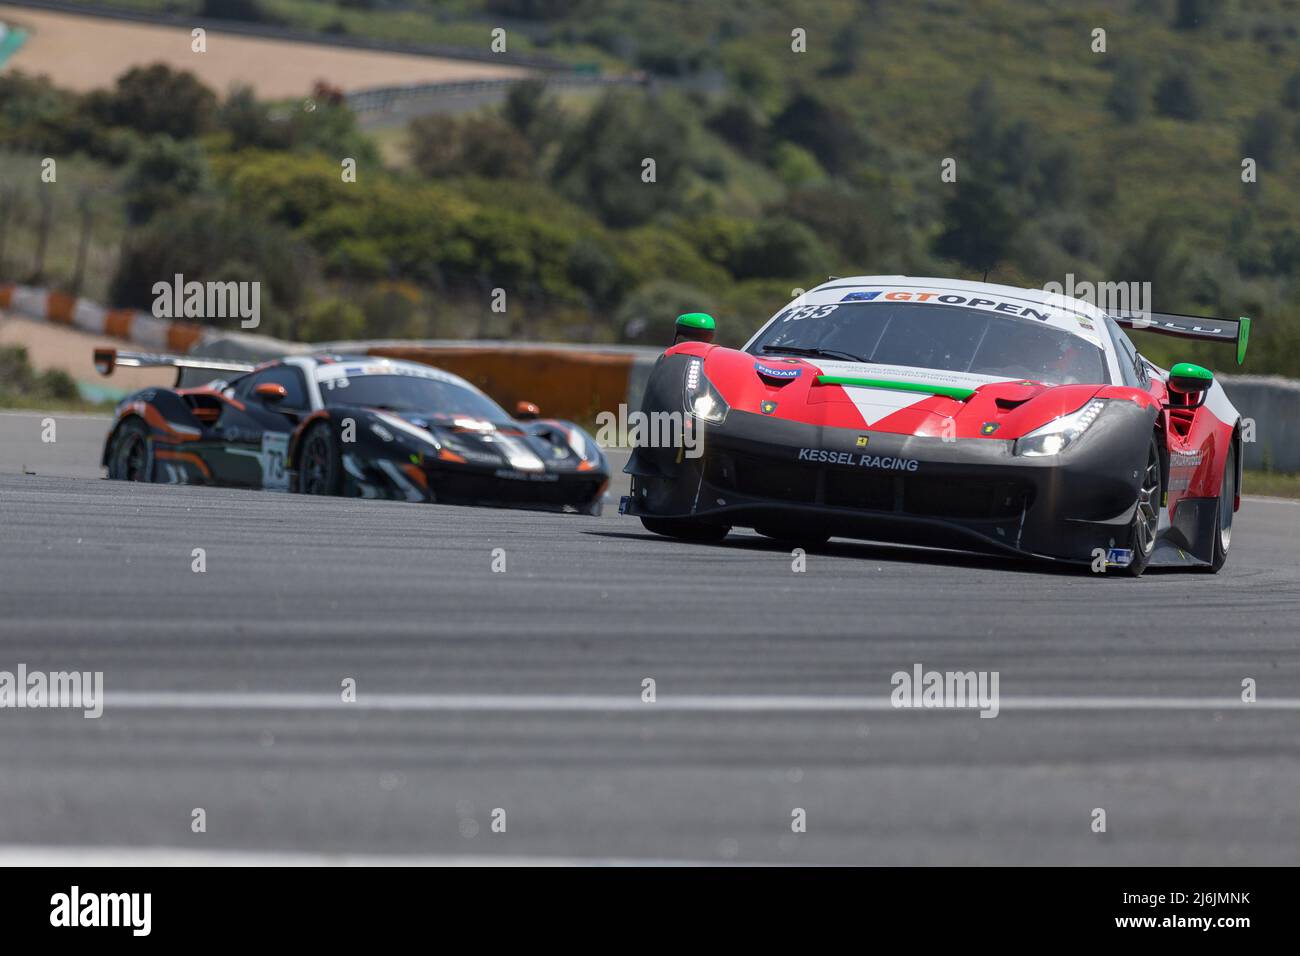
[700,347,1109,441]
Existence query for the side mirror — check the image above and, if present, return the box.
[515,400,540,420]
[673,312,716,346]
[1167,362,1213,395]
[254,382,288,403]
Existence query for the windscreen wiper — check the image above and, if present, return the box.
[761,344,872,364]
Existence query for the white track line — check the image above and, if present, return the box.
[94,692,1300,713]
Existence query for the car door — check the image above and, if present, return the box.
[208,365,311,489]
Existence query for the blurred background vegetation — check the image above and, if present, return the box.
[1,0,1298,375]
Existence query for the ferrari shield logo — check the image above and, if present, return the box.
[760,400,778,415]
[855,435,869,447]
[980,422,1000,435]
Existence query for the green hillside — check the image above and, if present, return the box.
[3,0,1299,374]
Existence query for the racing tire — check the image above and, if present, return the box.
[640,516,730,542]
[106,417,153,482]
[296,421,342,496]
[1200,441,1235,574]
[1120,434,1162,577]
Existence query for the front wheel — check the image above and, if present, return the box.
[296,421,342,496]
[1120,435,1162,577]
[106,418,152,482]
[640,516,730,542]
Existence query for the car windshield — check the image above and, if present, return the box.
[748,301,1109,385]
[321,373,510,421]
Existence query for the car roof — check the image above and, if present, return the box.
[301,354,482,392]
[800,275,1111,350]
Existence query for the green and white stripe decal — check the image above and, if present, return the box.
[810,361,991,426]
[815,375,976,401]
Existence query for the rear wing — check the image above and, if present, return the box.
[1109,312,1252,366]
[93,348,256,386]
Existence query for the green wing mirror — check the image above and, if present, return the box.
[673,312,715,346]
[1167,362,1213,394]
[1166,362,1213,409]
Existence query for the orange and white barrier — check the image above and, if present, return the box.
[0,283,208,352]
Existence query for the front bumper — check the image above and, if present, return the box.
[622,402,1157,563]
[341,451,608,513]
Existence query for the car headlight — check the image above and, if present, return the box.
[1013,400,1107,457]
[683,359,729,424]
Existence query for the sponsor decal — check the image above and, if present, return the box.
[754,361,803,380]
[855,435,869,447]
[797,447,919,471]
[833,290,1052,321]
[1170,451,1204,469]
[1106,547,1134,567]
[493,468,560,482]
[980,422,1000,435]
[260,432,290,490]
[778,304,841,322]
[760,400,779,415]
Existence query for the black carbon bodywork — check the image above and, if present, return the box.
[316,405,609,513]
[102,380,608,515]
[624,355,1161,564]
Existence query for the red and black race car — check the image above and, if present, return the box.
[621,277,1251,575]
[94,348,608,513]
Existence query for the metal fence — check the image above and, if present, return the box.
[345,72,650,116]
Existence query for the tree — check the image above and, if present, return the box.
[614,278,715,344]
[933,181,1018,276]
[1173,0,1215,30]
[1154,69,1204,120]
[551,91,693,227]
[706,99,767,159]
[97,65,217,139]
[1105,61,1147,124]
[771,91,865,177]
[409,113,535,179]
[122,135,210,225]
[1242,109,1284,170]
[110,199,306,336]
[729,218,830,281]
[1282,70,1300,110]
[502,79,564,149]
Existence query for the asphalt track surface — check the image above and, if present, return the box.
[1,411,1299,864]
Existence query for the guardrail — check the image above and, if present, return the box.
[346,72,649,115]
[1219,376,1300,473]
